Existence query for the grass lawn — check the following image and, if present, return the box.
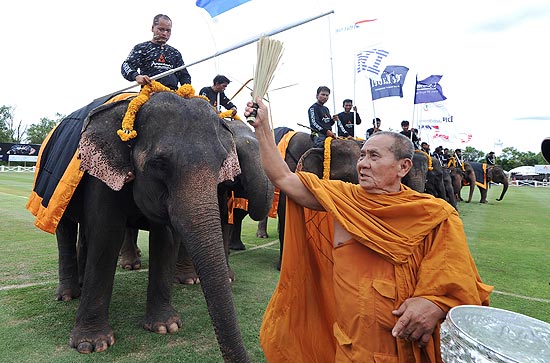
[0,171,549,362]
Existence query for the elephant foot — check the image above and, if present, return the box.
[174,268,200,285]
[229,240,246,251]
[119,253,142,270]
[228,266,236,283]
[70,322,115,353]
[480,200,488,204]
[143,309,182,335]
[256,230,269,238]
[56,281,81,301]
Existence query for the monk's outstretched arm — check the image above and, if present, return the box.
[246,97,323,210]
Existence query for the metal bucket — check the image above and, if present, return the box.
[440,305,550,363]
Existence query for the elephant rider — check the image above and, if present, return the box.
[335,99,362,138]
[246,97,493,363]
[308,86,336,148]
[121,14,191,90]
[486,151,496,165]
[199,75,238,117]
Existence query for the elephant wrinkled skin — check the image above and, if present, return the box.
[55,92,250,361]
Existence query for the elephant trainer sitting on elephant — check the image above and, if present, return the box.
[245,98,493,362]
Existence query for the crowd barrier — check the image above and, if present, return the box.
[0,165,36,173]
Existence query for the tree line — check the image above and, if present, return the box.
[1,104,548,170]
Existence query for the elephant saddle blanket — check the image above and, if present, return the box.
[26,93,137,234]
[466,162,488,190]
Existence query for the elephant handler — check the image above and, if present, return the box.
[245,97,493,363]
[121,14,191,90]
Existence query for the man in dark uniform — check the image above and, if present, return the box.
[121,14,191,90]
[486,151,496,165]
[199,75,237,116]
[399,120,420,149]
[335,99,362,138]
[308,86,336,147]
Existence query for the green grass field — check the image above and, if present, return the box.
[0,171,549,362]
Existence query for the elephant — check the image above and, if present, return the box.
[452,161,508,203]
[423,157,458,210]
[51,92,250,360]
[450,160,477,203]
[401,150,429,194]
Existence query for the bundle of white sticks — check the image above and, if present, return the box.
[246,36,284,124]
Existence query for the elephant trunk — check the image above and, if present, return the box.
[170,180,249,362]
[496,178,508,201]
[245,175,274,221]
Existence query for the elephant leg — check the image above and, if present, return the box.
[174,243,199,285]
[143,224,182,334]
[119,227,142,270]
[479,186,488,204]
[70,180,127,353]
[55,217,81,301]
[256,217,269,238]
[228,208,247,251]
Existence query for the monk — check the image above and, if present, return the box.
[245,97,493,363]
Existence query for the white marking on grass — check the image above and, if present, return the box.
[0,191,28,200]
[0,239,280,291]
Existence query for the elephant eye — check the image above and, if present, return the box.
[146,154,173,178]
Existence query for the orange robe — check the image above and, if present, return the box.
[260,172,493,363]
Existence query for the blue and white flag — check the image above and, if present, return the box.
[356,48,390,81]
[414,75,447,104]
[196,0,251,18]
[370,65,409,100]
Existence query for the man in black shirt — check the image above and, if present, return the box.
[121,14,191,90]
[486,151,496,165]
[335,99,362,138]
[199,75,237,116]
[308,86,336,147]
[366,118,382,139]
[399,120,420,149]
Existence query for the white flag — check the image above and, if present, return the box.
[355,48,390,81]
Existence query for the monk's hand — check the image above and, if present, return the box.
[391,297,446,348]
[244,97,268,128]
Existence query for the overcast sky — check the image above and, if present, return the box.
[2,0,550,153]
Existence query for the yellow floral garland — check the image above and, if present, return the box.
[117,81,230,141]
[323,137,332,179]
[415,149,433,171]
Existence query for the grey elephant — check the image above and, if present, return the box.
[452,161,508,203]
[40,92,250,361]
[401,150,429,194]
[449,160,477,203]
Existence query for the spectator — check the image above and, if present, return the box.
[366,117,382,139]
[399,120,420,149]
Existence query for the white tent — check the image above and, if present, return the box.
[508,166,538,176]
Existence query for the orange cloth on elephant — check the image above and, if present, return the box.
[260,172,493,363]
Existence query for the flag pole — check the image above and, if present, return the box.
[95,10,334,102]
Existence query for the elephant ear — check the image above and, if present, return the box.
[79,100,134,191]
[296,147,324,178]
[217,119,241,183]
